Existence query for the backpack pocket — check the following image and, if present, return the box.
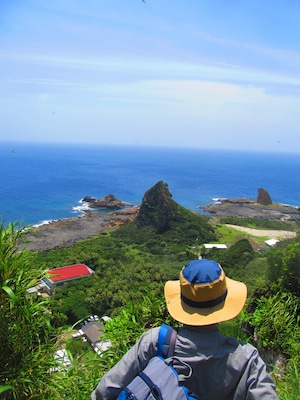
[117,356,193,400]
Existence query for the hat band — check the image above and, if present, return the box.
[181,289,228,308]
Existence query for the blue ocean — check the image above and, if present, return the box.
[1,141,299,227]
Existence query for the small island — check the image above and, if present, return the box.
[82,194,133,210]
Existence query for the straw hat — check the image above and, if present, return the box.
[164,259,247,326]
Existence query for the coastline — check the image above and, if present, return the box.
[19,207,139,252]
[201,199,300,222]
[18,199,299,253]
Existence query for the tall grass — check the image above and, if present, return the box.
[0,224,60,399]
[275,360,300,400]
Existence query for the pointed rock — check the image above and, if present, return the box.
[136,181,175,233]
[257,188,272,205]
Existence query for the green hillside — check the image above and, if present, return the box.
[1,181,299,399]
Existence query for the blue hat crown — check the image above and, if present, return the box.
[182,259,222,285]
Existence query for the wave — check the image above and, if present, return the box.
[32,219,58,228]
[72,202,91,214]
[210,197,228,206]
[212,197,228,202]
[281,203,299,208]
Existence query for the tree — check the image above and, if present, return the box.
[206,239,255,271]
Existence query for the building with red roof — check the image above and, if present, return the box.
[41,263,94,295]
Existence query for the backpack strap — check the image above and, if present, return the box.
[157,323,177,358]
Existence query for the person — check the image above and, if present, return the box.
[91,259,278,399]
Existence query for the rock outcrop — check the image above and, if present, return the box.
[257,188,272,205]
[19,207,140,252]
[135,181,216,242]
[201,189,300,222]
[82,196,96,203]
[83,194,129,209]
[135,181,176,233]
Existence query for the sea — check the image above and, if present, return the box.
[1,141,300,228]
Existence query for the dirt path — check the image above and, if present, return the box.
[225,224,297,239]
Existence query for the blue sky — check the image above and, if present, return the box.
[1,0,300,152]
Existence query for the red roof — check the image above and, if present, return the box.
[49,264,92,282]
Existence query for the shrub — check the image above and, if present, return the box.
[267,242,300,296]
[245,291,300,359]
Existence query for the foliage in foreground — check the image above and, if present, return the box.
[245,291,300,360]
[1,218,300,399]
[274,360,300,400]
[267,241,300,296]
[0,224,61,399]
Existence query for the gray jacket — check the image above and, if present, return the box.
[91,324,278,400]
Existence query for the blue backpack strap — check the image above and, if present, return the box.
[157,323,177,358]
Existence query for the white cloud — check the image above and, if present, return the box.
[2,50,300,93]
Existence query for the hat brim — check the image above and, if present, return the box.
[164,277,247,326]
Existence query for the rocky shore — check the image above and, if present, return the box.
[19,207,139,252]
[201,198,300,222]
[19,197,299,253]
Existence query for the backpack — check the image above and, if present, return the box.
[117,324,198,400]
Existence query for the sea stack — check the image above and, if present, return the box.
[257,188,272,205]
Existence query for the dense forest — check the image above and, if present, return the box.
[1,181,299,399]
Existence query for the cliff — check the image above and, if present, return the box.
[135,181,215,242]
[135,181,177,233]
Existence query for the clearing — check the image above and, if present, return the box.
[225,224,296,240]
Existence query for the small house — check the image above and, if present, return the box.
[265,239,279,247]
[203,244,227,249]
[41,263,94,295]
[80,318,112,356]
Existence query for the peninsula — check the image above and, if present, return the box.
[201,198,300,222]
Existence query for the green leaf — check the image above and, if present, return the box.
[2,285,17,303]
[0,385,14,394]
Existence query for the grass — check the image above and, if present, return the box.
[218,216,298,231]
[212,223,268,248]
[274,360,300,400]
